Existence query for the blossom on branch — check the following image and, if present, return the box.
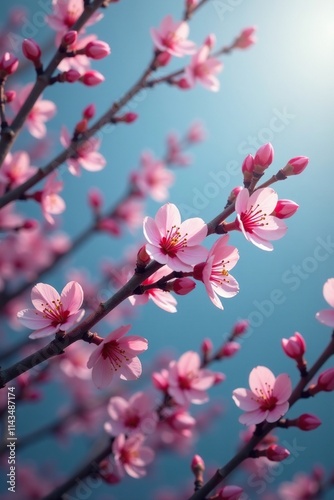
[232,366,292,425]
[143,203,208,272]
[60,126,106,175]
[112,433,155,478]
[150,15,196,57]
[0,151,37,189]
[17,281,85,339]
[193,235,239,310]
[235,187,287,251]
[185,42,223,91]
[87,325,148,389]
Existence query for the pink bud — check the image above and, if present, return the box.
[83,104,96,120]
[80,70,105,86]
[254,143,274,172]
[213,372,226,385]
[241,154,254,183]
[97,218,121,236]
[272,199,299,219]
[204,33,216,49]
[193,262,205,282]
[220,341,240,358]
[22,219,38,230]
[22,38,41,62]
[155,51,172,67]
[228,186,243,204]
[281,332,306,360]
[191,454,205,474]
[0,52,19,75]
[177,77,192,89]
[266,444,290,462]
[64,69,81,83]
[317,367,334,392]
[152,371,169,391]
[297,414,322,431]
[218,485,244,500]
[232,319,249,337]
[85,40,111,60]
[186,0,198,10]
[282,156,309,176]
[233,27,257,50]
[123,112,138,123]
[75,118,87,134]
[136,245,151,267]
[88,188,103,210]
[201,338,213,355]
[173,277,196,295]
[4,90,16,103]
[187,122,205,143]
[62,30,77,47]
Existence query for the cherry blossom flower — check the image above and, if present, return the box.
[185,43,223,91]
[57,34,97,72]
[112,433,155,478]
[60,126,106,175]
[128,265,177,313]
[104,391,158,436]
[150,15,196,57]
[11,84,56,139]
[38,172,66,225]
[143,203,208,272]
[59,342,94,380]
[232,366,292,425]
[131,152,175,202]
[315,278,334,327]
[166,133,191,165]
[166,351,219,405]
[17,281,85,339]
[0,151,37,189]
[87,325,148,389]
[193,235,239,310]
[235,187,287,251]
[278,472,321,500]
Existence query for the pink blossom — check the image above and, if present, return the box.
[17,281,85,339]
[112,433,154,478]
[282,156,309,176]
[217,485,244,500]
[38,172,66,225]
[105,391,158,436]
[272,199,299,219]
[254,143,274,173]
[233,27,257,50]
[143,203,208,272]
[186,121,206,143]
[157,406,196,446]
[58,34,97,72]
[167,351,219,405]
[86,325,148,389]
[59,342,94,380]
[315,278,334,327]
[150,15,196,57]
[46,0,103,40]
[232,366,292,425]
[60,126,106,175]
[0,151,37,189]
[278,472,321,500]
[11,83,56,138]
[281,332,306,361]
[235,187,287,251]
[131,151,175,201]
[172,277,196,295]
[185,44,223,91]
[193,235,239,310]
[129,265,178,313]
[22,38,41,62]
[166,133,191,165]
[114,197,145,232]
[85,40,111,59]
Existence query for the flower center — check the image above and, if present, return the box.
[241,203,268,233]
[160,226,188,258]
[253,383,278,411]
[164,31,179,49]
[40,299,69,326]
[124,413,141,429]
[101,341,130,371]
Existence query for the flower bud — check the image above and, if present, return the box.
[88,188,103,210]
[217,485,243,500]
[254,143,274,173]
[204,33,216,49]
[123,112,138,123]
[281,332,306,360]
[64,69,81,83]
[97,218,121,236]
[155,51,172,67]
[80,70,105,86]
[241,154,254,184]
[136,245,151,267]
[85,40,111,59]
[83,104,96,120]
[186,122,205,143]
[282,156,309,176]
[201,338,213,356]
[22,38,41,62]
[266,444,290,462]
[173,277,196,295]
[4,90,16,103]
[176,77,192,89]
[0,52,19,75]
[317,367,334,392]
[296,413,322,431]
[233,27,257,49]
[219,341,240,358]
[75,118,88,134]
[191,454,205,474]
[62,30,77,47]
[272,199,299,219]
[232,319,249,337]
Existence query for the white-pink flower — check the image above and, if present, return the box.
[167,351,219,405]
[86,325,148,389]
[11,84,56,139]
[104,391,158,436]
[235,187,287,251]
[185,44,223,91]
[60,126,106,175]
[193,235,239,310]
[131,152,174,202]
[315,278,334,327]
[150,15,196,57]
[39,172,66,225]
[0,151,37,189]
[17,281,85,339]
[112,433,154,478]
[232,366,292,425]
[143,203,208,272]
[129,265,177,313]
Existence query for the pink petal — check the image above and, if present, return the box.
[179,218,207,245]
[247,232,274,251]
[107,396,128,420]
[122,335,148,354]
[273,373,292,403]
[92,357,114,388]
[178,351,200,374]
[29,324,60,339]
[239,408,267,425]
[61,281,84,312]
[323,278,334,308]
[316,309,334,327]
[249,366,276,395]
[249,188,278,215]
[156,203,181,232]
[17,309,51,329]
[105,325,132,343]
[143,217,161,245]
[266,402,289,422]
[63,309,85,331]
[232,388,261,411]
[120,357,142,380]
[86,345,103,369]
[178,245,208,265]
[28,120,47,139]
[150,290,177,313]
[235,188,249,213]
[31,283,60,311]
[79,153,106,171]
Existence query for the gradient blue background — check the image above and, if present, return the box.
[1,0,334,498]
